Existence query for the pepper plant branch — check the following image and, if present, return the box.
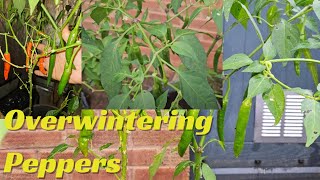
[61,0,83,30]
[0,48,28,68]
[13,70,30,94]
[166,1,201,23]
[267,58,320,64]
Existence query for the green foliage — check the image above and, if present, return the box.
[223,0,320,157]
[83,0,222,110]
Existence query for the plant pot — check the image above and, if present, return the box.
[22,104,58,118]
[0,87,39,116]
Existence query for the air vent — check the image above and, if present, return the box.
[254,92,306,143]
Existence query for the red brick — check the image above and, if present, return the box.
[71,169,133,180]
[162,147,189,166]
[92,131,120,147]
[133,167,189,180]
[131,130,181,146]
[128,148,157,166]
[0,130,64,149]
[0,150,37,170]
[3,169,60,180]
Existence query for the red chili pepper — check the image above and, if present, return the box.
[38,57,47,75]
[4,53,11,80]
[26,42,33,72]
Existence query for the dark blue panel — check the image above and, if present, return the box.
[203,9,320,169]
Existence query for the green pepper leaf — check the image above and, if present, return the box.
[223,0,236,21]
[263,38,277,60]
[212,9,223,34]
[263,84,285,125]
[13,0,26,14]
[174,160,194,177]
[313,0,320,20]
[231,0,249,28]
[175,30,207,74]
[48,143,69,159]
[28,0,39,15]
[202,163,217,180]
[100,41,122,98]
[156,90,169,110]
[302,99,320,147]
[132,90,156,109]
[171,41,197,60]
[242,61,266,73]
[178,70,218,109]
[107,93,131,109]
[149,142,170,179]
[247,74,273,99]
[99,143,113,151]
[90,7,107,24]
[145,24,167,39]
[272,20,300,59]
[171,0,183,13]
[223,54,253,70]
[68,96,79,114]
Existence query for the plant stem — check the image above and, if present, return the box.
[62,0,82,30]
[112,110,128,180]
[193,109,214,180]
[119,129,128,180]
[268,58,320,64]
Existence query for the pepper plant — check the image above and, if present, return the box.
[221,0,320,158]
[0,0,82,115]
[83,0,223,110]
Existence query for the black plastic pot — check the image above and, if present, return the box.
[0,86,39,116]
[23,104,58,118]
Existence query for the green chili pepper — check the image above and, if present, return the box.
[178,109,200,157]
[57,13,82,95]
[47,37,56,86]
[295,0,313,6]
[294,51,301,76]
[133,44,144,65]
[234,98,252,158]
[213,45,222,72]
[285,2,292,17]
[217,79,230,149]
[152,78,162,98]
[304,49,319,86]
[267,4,280,26]
[182,15,190,29]
[79,110,94,157]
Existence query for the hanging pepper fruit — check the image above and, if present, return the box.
[78,109,94,157]
[3,53,10,81]
[234,97,252,158]
[293,51,301,76]
[57,13,82,95]
[178,109,200,157]
[213,45,222,72]
[304,49,319,86]
[3,35,10,80]
[38,56,47,75]
[217,79,230,149]
[47,37,57,86]
[26,42,33,72]
[132,44,144,65]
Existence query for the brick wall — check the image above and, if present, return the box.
[82,0,223,74]
[0,110,188,179]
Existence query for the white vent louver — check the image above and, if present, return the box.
[254,93,306,143]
